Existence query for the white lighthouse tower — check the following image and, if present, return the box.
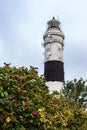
[43,17,65,93]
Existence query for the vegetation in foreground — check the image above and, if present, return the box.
[0,64,87,130]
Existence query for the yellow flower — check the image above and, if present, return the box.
[40,117,47,123]
[48,121,52,125]
[38,107,45,112]
[53,115,58,119]
[29,120,33,123]
[6,117,11,123]
[23,90,27,93]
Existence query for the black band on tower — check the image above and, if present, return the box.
[44,60,64,82]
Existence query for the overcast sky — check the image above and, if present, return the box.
[0,0,87,81]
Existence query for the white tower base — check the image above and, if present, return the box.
[46,81,64,93]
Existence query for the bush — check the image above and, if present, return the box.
[0,64,87,130]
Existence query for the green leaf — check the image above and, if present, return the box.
[1,92,4,97]
[4,91,8,96]
[22,100,25,106]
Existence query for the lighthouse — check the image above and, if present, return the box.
[43,17,65,93]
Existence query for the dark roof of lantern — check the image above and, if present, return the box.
[47,17,60,29]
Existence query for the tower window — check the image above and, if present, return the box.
[58,47,61,51]
[46,48,50,51]
[59,57,62,60]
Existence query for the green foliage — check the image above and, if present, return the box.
[63,78,87,108]
[0,64,87,130]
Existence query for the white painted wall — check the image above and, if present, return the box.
[43,28,64,62]
[46,81,64,93]
[45,42,63,61]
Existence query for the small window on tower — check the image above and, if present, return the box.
[59,57,62,60]
[46,44,51,51]
[58,47,61,51]
[46,48,50,51]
